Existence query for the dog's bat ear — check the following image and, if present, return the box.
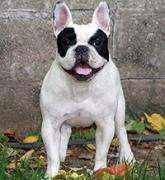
[92,1,113,36]
[53,0,73,37]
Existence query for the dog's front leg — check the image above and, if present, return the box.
[41,118,61,178]
[94,119,115,171]
[60,123,72,162]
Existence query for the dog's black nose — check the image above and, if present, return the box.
[75,45,89,54]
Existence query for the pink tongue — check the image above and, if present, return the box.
[75,64,92,75]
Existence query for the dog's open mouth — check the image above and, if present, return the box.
[74,63,92,76]
[62,63,103,81]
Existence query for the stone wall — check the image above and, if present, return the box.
[0,0,165,135]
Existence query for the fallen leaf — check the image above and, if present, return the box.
[38,155,47,166]
[143,129,151,135]
[6,160,16,170]
[58,169,85,179]
[144,113,165,132]
[6,160,21,170]
[111,138,119,147]
[70,172,79,178]
[96,163,132,179]
[86,144,96,153]
[67,148,75,157]
[151,114,165,126]
[79,153,93,160]
[20,149,34,161]
[22,135,39,143]
[4,128,16,138]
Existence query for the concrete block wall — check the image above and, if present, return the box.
[0,0,165,135]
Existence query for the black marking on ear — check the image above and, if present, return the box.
[57,27,77,57]
[88,29,109,61]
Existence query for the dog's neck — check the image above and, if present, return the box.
[55,61,91,101]
[71,81,91,102]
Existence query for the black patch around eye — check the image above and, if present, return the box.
[88,29,109,61]
[57,28,77,57]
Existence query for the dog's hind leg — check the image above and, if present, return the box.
[115,94,135,163]
[60,123,72,162]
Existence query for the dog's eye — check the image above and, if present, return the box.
[62,39,71,46]
[94,38,102,47]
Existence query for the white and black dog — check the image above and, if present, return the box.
[40,0,135,178]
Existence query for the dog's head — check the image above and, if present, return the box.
[53,0,114,81]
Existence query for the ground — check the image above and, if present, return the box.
[1,124,165,179]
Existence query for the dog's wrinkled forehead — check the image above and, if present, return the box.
[72,23,98,43]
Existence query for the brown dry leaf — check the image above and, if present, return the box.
[143,129,151,135]
[20,149,34,161]
[67,148,75,157]
[7,160,21,169]
[22,135,39,144]
[144,112,165,132]
[78,152,93,160]
[4,128,16,138]
[6,161,16,170]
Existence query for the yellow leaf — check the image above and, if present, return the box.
[22,135,39,143]
[151,114,165,126]
[112,138,119,147]
[59,170,67,176]
[86,144,96,154]
[70,172,79,178]
[20,149,34,161]
[38,155,47,166]
[59,169,85,179]
[86,144,96,151]
[144,112,165,132]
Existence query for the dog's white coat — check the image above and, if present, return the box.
[40,1,134,178]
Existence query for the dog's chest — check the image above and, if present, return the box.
[61,86,106,127]
[63,98,99,127]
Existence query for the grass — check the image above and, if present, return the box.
[0,141,165,180]
[0,143,45,180]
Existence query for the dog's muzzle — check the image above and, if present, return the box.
[62,45,103,81]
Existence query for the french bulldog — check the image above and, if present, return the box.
[40,0,135,178]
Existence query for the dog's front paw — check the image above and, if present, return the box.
[120,150,136,164]
[45,172,57,180]
[94,161,107,172]
[45,164,59,179]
